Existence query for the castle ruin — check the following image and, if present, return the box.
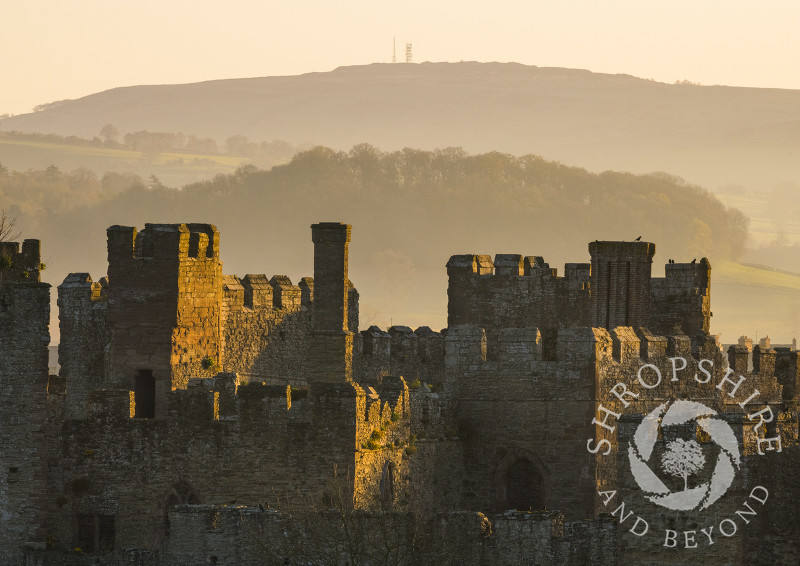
[0,222,798,565]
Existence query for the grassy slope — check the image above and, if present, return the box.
[0,138,253,186]
[710,262,800,344]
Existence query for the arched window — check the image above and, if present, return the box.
[494,450,548,513]
[163,481,199,538]
[379,461,395,505]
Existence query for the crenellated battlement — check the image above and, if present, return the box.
[447,243,712,343]
[356,324,445,386]
[446,252,591,339]
[59,273,108,303]
[649,258,711,336]
[446,253,569,279]
[107,223,220,263]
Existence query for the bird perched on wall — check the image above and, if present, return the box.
[691,258,697,264]
[635,236,642,241]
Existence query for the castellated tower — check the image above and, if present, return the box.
[589,240,655,330]
[106,223,222,418]
[309,222,354,382]
[0,240,49,563]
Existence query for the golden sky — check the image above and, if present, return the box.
[1,0,796,115]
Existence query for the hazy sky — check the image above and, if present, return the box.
[2,0,798,115]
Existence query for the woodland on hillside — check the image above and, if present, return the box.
[0,144,748,332]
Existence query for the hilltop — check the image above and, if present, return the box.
[4,61,800,193]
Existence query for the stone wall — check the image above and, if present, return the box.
[650,258,712,337]
[24,504,617,566]
[446,244,711,348]
[57,274,109,419]
[221,274,313,386]
[106,224,223,418]
[356,324,445,386]
[445,326,600,519]
[0,241,50,564]
[8,226,799,565]
[446,254,592,349]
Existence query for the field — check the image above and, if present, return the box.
[710,261,800,344]
[0,137,259,187]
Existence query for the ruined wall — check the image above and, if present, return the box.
[25,506,616,566]
[352,375,413,508]
[356,325,445,386]
[444,326,599,520]
[13,224,796,565]
[41,371,409,556]
[57,274,109,419]
[446,245,711,347]
[45,379,358,554]
[221,274,313,385]
[0,240,50,564]
[585,327,796,565]
[154,505,616,566]
[106,224,222,417]
[650,258,711,337]
[446,254,591,348]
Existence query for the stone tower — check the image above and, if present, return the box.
[0,240,50,563]
[309,222,353,382]
[589,241,655,330]
[106,223,222,418]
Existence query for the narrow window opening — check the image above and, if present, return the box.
[97,515,115,553]
[75,514,95,553]
[379,462,395,505]
[134,369,155,419]
[164,493,180,537]
[74,514,116,554]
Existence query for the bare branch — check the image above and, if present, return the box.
[0,209,21,242]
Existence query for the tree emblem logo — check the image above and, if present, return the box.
[628,400,741,511]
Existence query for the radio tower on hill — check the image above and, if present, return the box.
[393,37,396,63]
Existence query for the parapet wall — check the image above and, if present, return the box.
[106,223,223,414]
[649,258,711,336]
[149,505,616,566]
[356,325,445,386]
[0,239,42,283]
[221,274,312,385]
[42,373,409,555]
[58,274,110,419]
[446,253,592,343]
[0,265,50,564]
[447,248,711,341]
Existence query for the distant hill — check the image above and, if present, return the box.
[4,61,800,193]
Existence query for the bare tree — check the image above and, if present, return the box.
[0,208,20,242]
[661,439,706,491]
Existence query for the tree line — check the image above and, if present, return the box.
[2,144,749,331]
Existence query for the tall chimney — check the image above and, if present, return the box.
[309,223,353,382]
[589,241,655,330]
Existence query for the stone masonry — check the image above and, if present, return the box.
[0,225,797,565]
